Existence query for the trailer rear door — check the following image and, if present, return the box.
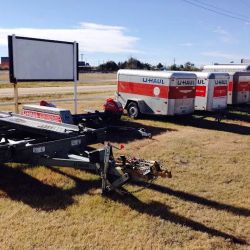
[169,78,196,115]
[233,73,250,104]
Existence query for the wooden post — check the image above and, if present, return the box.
[13,82,19,113]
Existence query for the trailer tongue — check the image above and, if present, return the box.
[0,111,171,194]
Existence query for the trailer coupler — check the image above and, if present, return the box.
[99,143,172,194]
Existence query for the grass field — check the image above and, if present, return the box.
[0,71,116,88]
[0,84,250,249]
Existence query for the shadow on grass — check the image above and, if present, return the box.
[136,114,250,135]
[194,105,250,123]
[226,112,250,123]
[45,167,249,245]
[45,166,100,197]
[0,164,99,211]
[105,119,176,143]
[0,164,248,245]
[226,104,250,122]
[133,182,250,217]
[229,104,250,115]
[106,191,248,245]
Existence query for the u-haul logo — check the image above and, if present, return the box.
[215,80,227,85]
[142,78,164,84]
[177,80,195,85]
[23,110,62,123]
[197,79,205,85]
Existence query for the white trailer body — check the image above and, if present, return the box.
[194,72,229,111]
[232,72,250,104]
[116,70,196,116]
[203,65,250,104]
[203,64,250,72]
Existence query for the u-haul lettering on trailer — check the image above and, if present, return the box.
[177,80,195,85]
[142,78,164,84]
[215,79,227,85]
[197,79,205,85]
[23,110,62,123]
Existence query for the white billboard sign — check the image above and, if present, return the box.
[8,35,78,83]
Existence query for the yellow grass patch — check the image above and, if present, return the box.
[0,89,249,249]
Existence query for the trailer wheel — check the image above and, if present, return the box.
[127,102,140,118]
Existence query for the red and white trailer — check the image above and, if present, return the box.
[203,65,250,104]
[116,69,196,118]
[194,72,229,111]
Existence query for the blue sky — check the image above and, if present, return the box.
[1,0,250,66]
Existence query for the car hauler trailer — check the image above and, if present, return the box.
[116,69,196,118]
[21,104,151,138]
[0,111,171,194]
[194,72,229,111]
[203,65,250,105]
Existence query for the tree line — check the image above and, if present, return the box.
[96,57,201,72]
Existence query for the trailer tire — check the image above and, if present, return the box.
[127,102,140,118]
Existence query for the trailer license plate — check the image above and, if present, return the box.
[71,139,81,146]
[33,146,46,153]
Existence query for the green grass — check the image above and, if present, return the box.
[0,92,113,113]
[0,72,116,88]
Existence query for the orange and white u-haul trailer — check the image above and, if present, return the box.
[116,69,196,118]
[194,72,229,111]
[203,65,250,104]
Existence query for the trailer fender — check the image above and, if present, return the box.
[125,99,145,110]
[125,99,154,118]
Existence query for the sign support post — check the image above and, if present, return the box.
[13,81,19,113]
[10,35,19,113]
[73,41,78,114]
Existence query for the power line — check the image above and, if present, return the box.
[181,0,250,23]
[239,0,250,7]
[193,0,250,19]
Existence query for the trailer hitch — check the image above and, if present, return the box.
[99,142,171,194]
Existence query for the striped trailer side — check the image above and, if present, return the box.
[116,69,196,117]
[203,64,250,105]
[194,72,229,111]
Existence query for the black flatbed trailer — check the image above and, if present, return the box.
[0,111,171,194]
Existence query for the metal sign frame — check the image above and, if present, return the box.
[8,35,79,114]
[8,35,78,82]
